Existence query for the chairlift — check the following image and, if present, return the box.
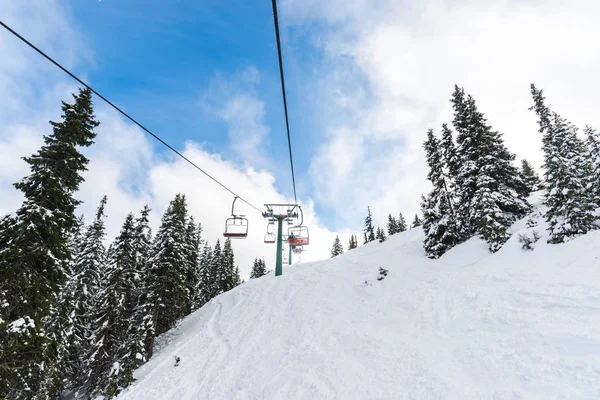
[292,246,304,254]
[264,222,276,244]
[287,206,310,246]
[223,196,248,239]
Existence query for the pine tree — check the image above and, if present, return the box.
[520,159,543,197]
[397,213,407,232]
[82,212,145,398]
[250,258,268,278]
[530,85,597,243]
[441,123,460,180]
[411,213,422,228]
[585,126,600,202]
[422,129,460,258]
[0,88,99,398]
[196,244,213,307]
[348,234,358,251]
[131,205,155,361]
[364,207,376,243]
[221,238,237,293]
[53,196,108,392]
[387,214,398,236]
[184,218,202,314]
[330,236,344,257]
[146,194,190,338]
[450,85,529,250]
[209,240,223,299]
[375,227,386,242]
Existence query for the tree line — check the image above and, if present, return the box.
[421,84,598,257]
[0,88,265,399]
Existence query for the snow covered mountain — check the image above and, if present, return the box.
[117,194,600,399]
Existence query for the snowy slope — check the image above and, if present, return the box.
[117,196,600,400]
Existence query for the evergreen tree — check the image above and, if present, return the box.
[530,85,597,243]
[441,123,460,180]
[184,218,202,314]
[411,213,422,228]
[422,129,460,258]
[82,212,144,398]
[348,234,358,251]
[397,213,407,232]
[131,205,155,361]
[520,159,543,197]
[387,214,398,236]
[450,85,529,250]
[330,236,344,257]
[196,244,213,307]
[57,196,108,391]
[146,194,190,337]
[375,227,386,242]
[250,258,268,279]
[363,207,376,243]
[209,240,223,299]
[221,238,237,293]
[585,126,600,202]
[0,88,99,398]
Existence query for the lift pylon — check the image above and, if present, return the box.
[263,204,298,276]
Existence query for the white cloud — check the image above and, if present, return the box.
[201,66,271,169]
[282,0,600,229]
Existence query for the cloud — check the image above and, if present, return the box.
[201,66,271,169]
[281,0,600,229]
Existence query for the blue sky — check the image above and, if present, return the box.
[68,0,327,220]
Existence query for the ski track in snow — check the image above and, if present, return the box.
[118,197,600,400]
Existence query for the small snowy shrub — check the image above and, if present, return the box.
[377,267,389,281]
[518,230,541,250]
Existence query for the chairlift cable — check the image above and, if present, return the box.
[0,20,263,215]
[271,0,298,206]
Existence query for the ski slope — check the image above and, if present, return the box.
[117,197,600,399]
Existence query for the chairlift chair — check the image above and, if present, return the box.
[264,222,276,244]
[287,226,309,246]
[223,196,248,239]
[292,246,304,254]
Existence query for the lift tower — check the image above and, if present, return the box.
[262,204,297,276]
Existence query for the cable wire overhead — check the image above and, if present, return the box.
[0,19,262,214]
[271,0,298,206]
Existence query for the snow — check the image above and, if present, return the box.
[117,197,600,399]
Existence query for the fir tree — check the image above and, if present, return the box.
[250,258,268,278]
[131,205,155,361]
[585,125,600,202]
[196,244,213,307]
[530,85,597,243]
[330,236,344,257]
[221,238,237,293]
[348,234,358,251]
[387,214,398,236]
[0,88,99,398]
[363,207,376,243]
[450,85,529,250]
[520,159,543,197]
[422,129,460,258]
[375,227,386,242]
[56,196,108,391]
[441,123,460,180]
[184,218,202,314]
[82,213,143,398]
[209,240,223,299]
[146,194,190,337]
[411,214,422,228]
[397,213,407,232]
